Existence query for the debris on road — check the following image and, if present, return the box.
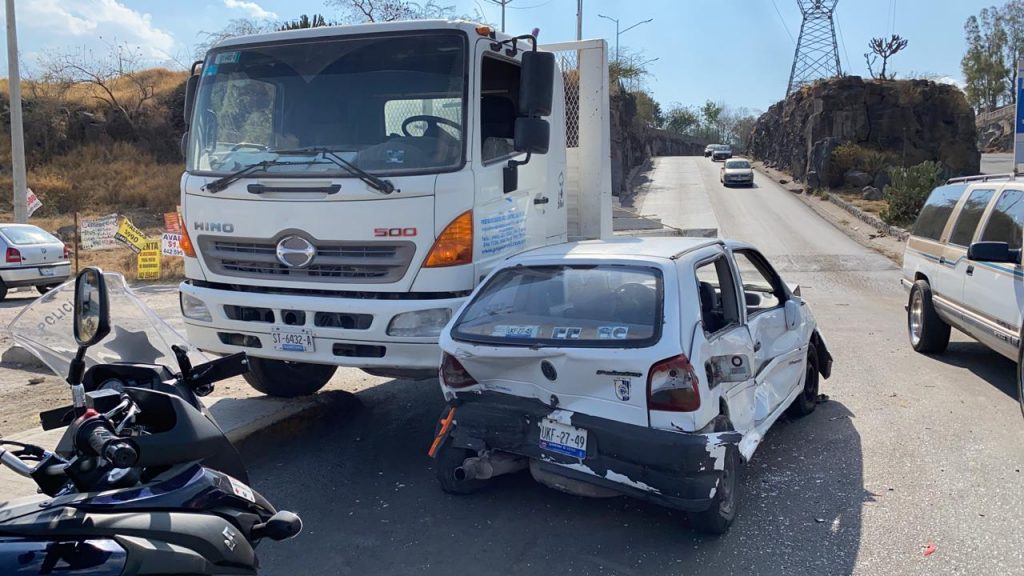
[27,377,45,385]
[923,543,937,557]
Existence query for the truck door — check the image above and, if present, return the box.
[474,45,546,276]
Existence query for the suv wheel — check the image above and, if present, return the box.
[908,280,950,354]
[243,358,336,397]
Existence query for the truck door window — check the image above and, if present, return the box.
[913,184,968,241]
[732,250,785,316]
[694,257,740,335]
[949,188,995,246]
[980,189,1024,250]
[480,56,521,165]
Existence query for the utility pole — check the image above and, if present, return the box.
[597,14,653,62]
[5,0,26,223]
[486,0,513,33]
[576,0,583,40]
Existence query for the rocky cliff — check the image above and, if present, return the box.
[747,76,980,187]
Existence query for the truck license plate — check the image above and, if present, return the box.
[272,327,314,353]
[539,419,588,459]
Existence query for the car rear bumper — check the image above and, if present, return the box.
[0,263,71,287]
[443,393,740,512]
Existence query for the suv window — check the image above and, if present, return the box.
[694,256,740,334]
[732,250,785,315]
[980,189,1024,250]
[949,188,995,246]
[913,183,969,241]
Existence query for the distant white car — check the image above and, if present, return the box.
[704,144,716,158]
[431,237,832,533]
[0,224,71,299]
[711,145,732,161]
[720,158,754,187]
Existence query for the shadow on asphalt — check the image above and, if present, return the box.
[928,341,1019,402]
[252,379,865,576]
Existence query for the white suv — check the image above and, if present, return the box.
[902,175,1024,415]
[430,237,832,533]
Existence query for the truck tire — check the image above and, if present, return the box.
[787,341,819,418]
[690,447,740,535]
[907,280,950,354]
[243,358,336,397]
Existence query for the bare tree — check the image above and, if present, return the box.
[865,34,909,80]
[194,18,275,59]
[40,40,158,135]
[326,0,458,23]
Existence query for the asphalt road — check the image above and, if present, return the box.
[247,156,1022,576]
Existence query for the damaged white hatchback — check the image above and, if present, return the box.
[430,237,832,533]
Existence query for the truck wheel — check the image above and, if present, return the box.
[908,280,950,354]
[434,438,489,495]
[787,341,819,417]
[243,358,336,397]
[690,447,740,535]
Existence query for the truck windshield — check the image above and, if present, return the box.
[188,32,466,177]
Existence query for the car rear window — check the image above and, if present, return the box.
[913,183,968,241]
[1,226,60,245]
[725,160,750,169]
[451,264,663,347]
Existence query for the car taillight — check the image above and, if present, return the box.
[424,210,472,268]
[440,352,477,388]
[63,245,70,259]
[178,221,196,257]
[647,354,701,412]
[5,247,21,264]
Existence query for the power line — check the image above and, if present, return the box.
[771,0,795,45]
[835,4,850,74]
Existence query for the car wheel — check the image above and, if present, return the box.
[787,341,819,417]
[691,447,740,535]
[907,280,950,354]
[243,357,336,397]
[434,437,489,495]
[36,284,61,295]
[0,281,8,301]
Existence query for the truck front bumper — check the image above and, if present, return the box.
[179,281,467,370]
[444,393,741,512]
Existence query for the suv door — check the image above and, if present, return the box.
[962,187,1024,359]
[935,186,997,310]
[730,248,805,423]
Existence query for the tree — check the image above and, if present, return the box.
[962,10,1011,112]
[663,105,699,136]
[325,0,458,23]
[864,34,909,80]
[195,18,274,59]
[277,14,334,30]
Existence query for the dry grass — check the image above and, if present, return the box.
[831,188,888,216]
[0,69,187,112]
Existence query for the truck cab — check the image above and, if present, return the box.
[178,21,611,396]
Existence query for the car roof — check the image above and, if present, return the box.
[512,237,724,263]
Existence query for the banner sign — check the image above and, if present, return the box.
[161,232,184,257]
[164,212,181,233]
[79,214,120,251]
[137,240,161,280]
[115,217,148,254]
[26,188,42,218]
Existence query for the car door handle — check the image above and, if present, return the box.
[966,264,975,276]
[753,341,762,352]
[938,256,946,265]
[533,196,549,205]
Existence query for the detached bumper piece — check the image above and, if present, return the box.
[445,393,740,512]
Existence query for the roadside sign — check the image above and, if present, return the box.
[115,217,148,254]
[26,188,41,218]
[79,214,120,251]
[164,212,181,233]
[161,232,184,257]
[1016,57,1024,172]
[137,240,161,280]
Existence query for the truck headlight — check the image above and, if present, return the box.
[180,292,212,322]
[387,308,452,337]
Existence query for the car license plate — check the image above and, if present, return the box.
[39,267,55,277]
[539,419,588,459]
[272,327,314,353]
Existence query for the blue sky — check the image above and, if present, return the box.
[0,1,1001,113]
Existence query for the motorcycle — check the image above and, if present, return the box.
[0,268,300,574]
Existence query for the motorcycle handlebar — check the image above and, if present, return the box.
[0,449,33,478]
[81,418,139,468]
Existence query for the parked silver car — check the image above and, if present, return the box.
[0,224,71,299]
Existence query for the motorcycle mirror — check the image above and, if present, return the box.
[73,267,110,348]
[252,511,303,541]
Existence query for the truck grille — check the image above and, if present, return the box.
[198,236,415,284]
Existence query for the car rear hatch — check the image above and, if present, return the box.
[0,227,65,265]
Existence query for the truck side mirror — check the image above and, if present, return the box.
[514,117,550,154]
[968,241,1021,264]
[183,73,199,127]
[519,50,554,117]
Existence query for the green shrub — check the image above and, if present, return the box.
[830,144,897,184]
[881,161,944,226]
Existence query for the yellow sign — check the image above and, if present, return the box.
[115,217,148,254]
[137,240,161,280]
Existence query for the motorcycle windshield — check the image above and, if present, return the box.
[8,273,204,379]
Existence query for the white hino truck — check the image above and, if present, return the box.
[178,20,612,396]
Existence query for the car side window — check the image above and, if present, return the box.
[913,184,969,241]
[732,250,785,316]
[949,188,995,246]
[694,256,740,335]
[980,189,1024,251]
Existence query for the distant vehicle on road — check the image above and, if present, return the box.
[431,237,832,533]
[704,144,716,157]
[0,224,70,300]
[711,145,733,161]
[720,158,754,187]
[901,174,1024,416]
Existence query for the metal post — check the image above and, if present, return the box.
[576,0,583,40]
[1016,56,1024,174]
[73,212,80,274]
[614,20,619,62]
[5,0,27,223]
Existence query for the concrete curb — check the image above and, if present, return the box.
[824,193,910,242]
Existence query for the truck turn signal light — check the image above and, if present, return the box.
[425,210,472,268]
[179,221,197,257]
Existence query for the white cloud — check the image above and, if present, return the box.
[21,0,175,60]
[937,76,966,90]
[223,0,278,20]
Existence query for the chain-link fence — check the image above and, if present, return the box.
[552,49,581,149]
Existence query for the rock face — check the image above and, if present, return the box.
[747,76,980,184]
[845,170,873,188]
[862,186,883,201]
